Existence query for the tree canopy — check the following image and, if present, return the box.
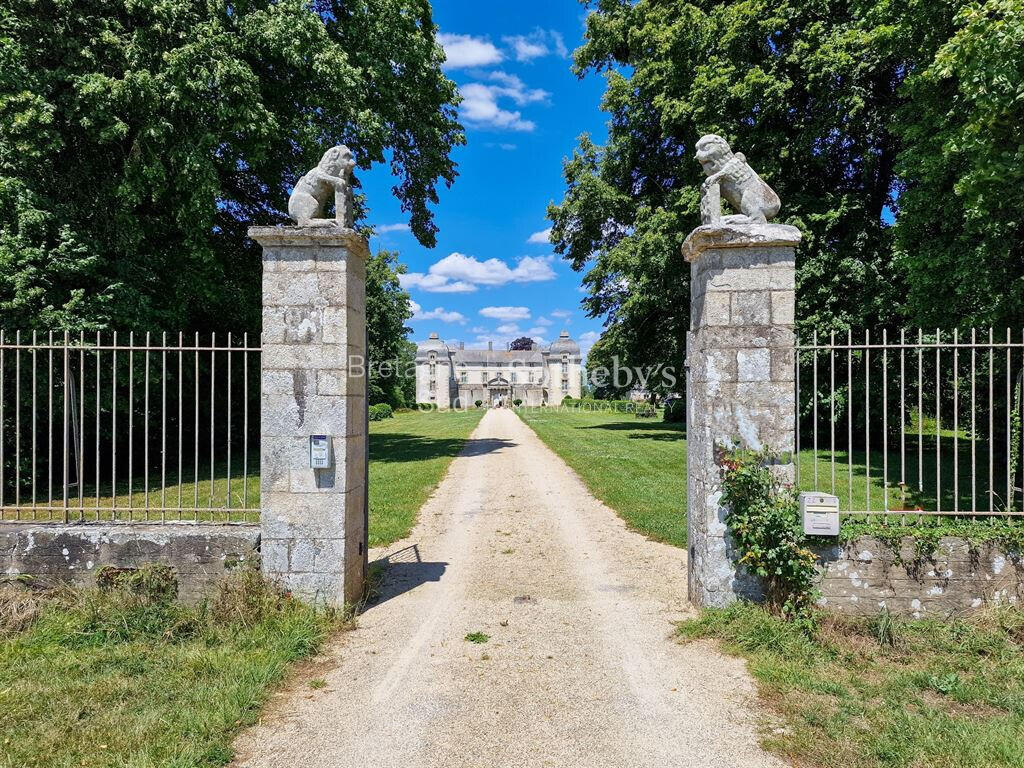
[366,249,415,409]
[0,0,463,332]
[509,336,536,351]
[550,0,1024,376]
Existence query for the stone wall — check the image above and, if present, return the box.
[0,523,260,602]
[815,535,1023,617]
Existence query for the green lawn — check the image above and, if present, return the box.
[368,409,483,547]
[518,408,688,547]
[681,603,1024,768]
[0,569,338,768]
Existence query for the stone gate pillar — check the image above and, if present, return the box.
[684,221,801,607]
[248,224,369,607]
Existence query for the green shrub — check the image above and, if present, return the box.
[415,402,438,411]
[474,399,483,408]
[368,403,394,421]
[663,398,685,423]
[720,449,817,621]
[561,395,575,405]
[513,398,523,407]
[635,404,656,418]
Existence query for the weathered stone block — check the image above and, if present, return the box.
[731,291,772,326]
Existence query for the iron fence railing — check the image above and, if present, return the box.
[0,331,259,523]
[796,329,1024,518]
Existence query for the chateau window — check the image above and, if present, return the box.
[561,379,569,393]
[482,371,488,383]
[511,372,517,384]
[561,355,568,375]
[460,372,467,384]
[429,379,436,392]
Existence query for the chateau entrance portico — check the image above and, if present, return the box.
[487,376,510,406]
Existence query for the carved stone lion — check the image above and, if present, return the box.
[694,135,781,225]
[288,145,356,227]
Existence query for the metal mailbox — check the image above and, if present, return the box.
[800,491,840,536]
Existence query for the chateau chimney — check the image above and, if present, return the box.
[459,341,464,350]
[488,341,493,351]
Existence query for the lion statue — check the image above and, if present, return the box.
[288,145,356,227]
[694,135,780,225]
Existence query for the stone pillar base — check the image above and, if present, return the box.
[684,222,801,608]
[249,224,369,607]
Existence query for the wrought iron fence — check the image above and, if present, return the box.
[796,329,1024,517]
[0,331,259,523]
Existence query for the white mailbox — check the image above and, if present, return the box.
[800,491,840,536]
[309,434,333,469]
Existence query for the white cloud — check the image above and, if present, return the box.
[438,33,503,69]
[534,315,552,327]
[485,142,518,151]
[401,252,555,293]
[526,326,548,336]
[579,330,600,355]
[480,306,530,321]
[375,223,409,234]
[550,309,572,319]
[412,305,467,324]
[527,227,552,244]
[496,323,521,335]
[471,326,488,334]
[400,272,476,293]
[458,72,548,132]
[503,29,568,62]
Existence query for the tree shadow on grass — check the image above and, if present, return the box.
[369,434,515,463]
[576,421,687,442]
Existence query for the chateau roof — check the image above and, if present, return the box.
[453,349,545,364]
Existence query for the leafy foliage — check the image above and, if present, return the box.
[366,250,414,408]
[553,0,1024,367]
[0,0,463,332]
[719,448,817,620]
[509,336,535,351]
[895,0,1024,328]
[368,402,394,421]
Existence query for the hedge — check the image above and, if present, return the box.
[369,403,394,421]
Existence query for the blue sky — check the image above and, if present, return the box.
[358,0,608,355]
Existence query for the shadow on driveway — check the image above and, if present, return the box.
[366,544,446,609]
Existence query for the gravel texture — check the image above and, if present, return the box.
[233,408,785,768]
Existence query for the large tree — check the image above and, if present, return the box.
[0,0,463,332]
[550,0,1004,375]
[894,0,1024,329]
[366,249,414,408]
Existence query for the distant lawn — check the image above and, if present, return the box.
[0,570,338,768]
[518,408,688,548]
[368,409,484,547]
[681,603,1024,768]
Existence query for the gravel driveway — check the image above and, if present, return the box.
[233,408,785,768]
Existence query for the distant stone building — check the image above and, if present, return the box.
[415,331,583,408]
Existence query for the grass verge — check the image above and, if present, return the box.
[517,408,687,547]
[368,409,484,547]
[679,602,1024,768]
[0,568,341,768]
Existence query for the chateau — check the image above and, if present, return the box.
[415,331,583,408]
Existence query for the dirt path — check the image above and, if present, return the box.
[233,409,785,768]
